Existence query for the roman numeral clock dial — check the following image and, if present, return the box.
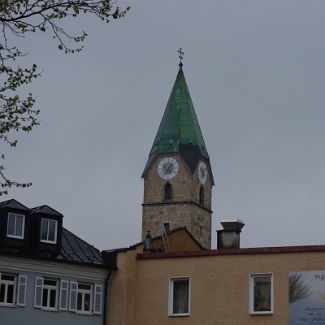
[198,161,208,184]
[157,157,179,180]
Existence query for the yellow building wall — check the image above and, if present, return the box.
[106,229,202,324]
[107,249,325,325]
[106,247,141,325]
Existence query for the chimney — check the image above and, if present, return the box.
[217,219,245,249]
[144,231,153,251]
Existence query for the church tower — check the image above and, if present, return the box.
[142,53,214,249]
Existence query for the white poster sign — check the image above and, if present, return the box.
[289,271,325,324]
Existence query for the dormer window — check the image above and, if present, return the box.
[40,218,58,244]
[7,213,25,239]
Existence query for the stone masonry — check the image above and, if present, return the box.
[142,154,212,249]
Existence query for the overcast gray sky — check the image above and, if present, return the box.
[4,0,325,250]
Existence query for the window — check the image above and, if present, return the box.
[164,183,172,201]
[0,274,16,306]
[249,273,273,314]
[69,282,103,315]
[199,186,204,206]
[7,213,25,239]
[168,277,190,316]
[35,277,66,311]
[40,218,58,244]
[77,283,92,313]
[42,279,58,310]
[163,222,170,233]
[0,273,27,307]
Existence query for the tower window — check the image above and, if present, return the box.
[163,222,170,233]
[199,186,204,206]
[164,183,172,201]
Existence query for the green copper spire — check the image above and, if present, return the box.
[143,60,211,178]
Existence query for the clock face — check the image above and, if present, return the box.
[157,157,179,180]
[198,161,208,184]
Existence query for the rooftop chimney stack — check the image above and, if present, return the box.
[144,231,153,251]
[217,219,245,249]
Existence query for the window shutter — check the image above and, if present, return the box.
[59,280,69,311]
[93,284,103,315]
[69,281,78,312]
[34,277,43,308]
[17,275,27,306]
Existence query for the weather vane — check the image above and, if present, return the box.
[178,47,184,67]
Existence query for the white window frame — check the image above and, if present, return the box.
[40,218,58,244]
[7,213,25,239]
[249,273,273,315]
[168,276,191,317]
[0,273,17,307]
[41,278,58,311]
[76,283,93,315]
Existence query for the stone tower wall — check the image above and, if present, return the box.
[142,154,212,249]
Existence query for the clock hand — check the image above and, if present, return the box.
[165,164,173,174]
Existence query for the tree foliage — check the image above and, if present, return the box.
[0,0,129,195]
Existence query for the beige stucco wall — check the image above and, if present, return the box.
[108,249,325,325]
[106,230,202,325]
[106,247,140,325]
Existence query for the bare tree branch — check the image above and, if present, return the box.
[0,0,129,195]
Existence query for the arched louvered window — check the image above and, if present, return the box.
[199,186,204,206]
[164,183,172,201]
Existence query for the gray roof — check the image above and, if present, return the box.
[58,228,103,265]
[0,199,104,267]
[0,199,29,211]
[29,205,63,217]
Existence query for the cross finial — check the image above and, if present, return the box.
[178,47,184,67]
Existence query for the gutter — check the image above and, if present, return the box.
[103,270,113,325]
[102,249,118,325]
